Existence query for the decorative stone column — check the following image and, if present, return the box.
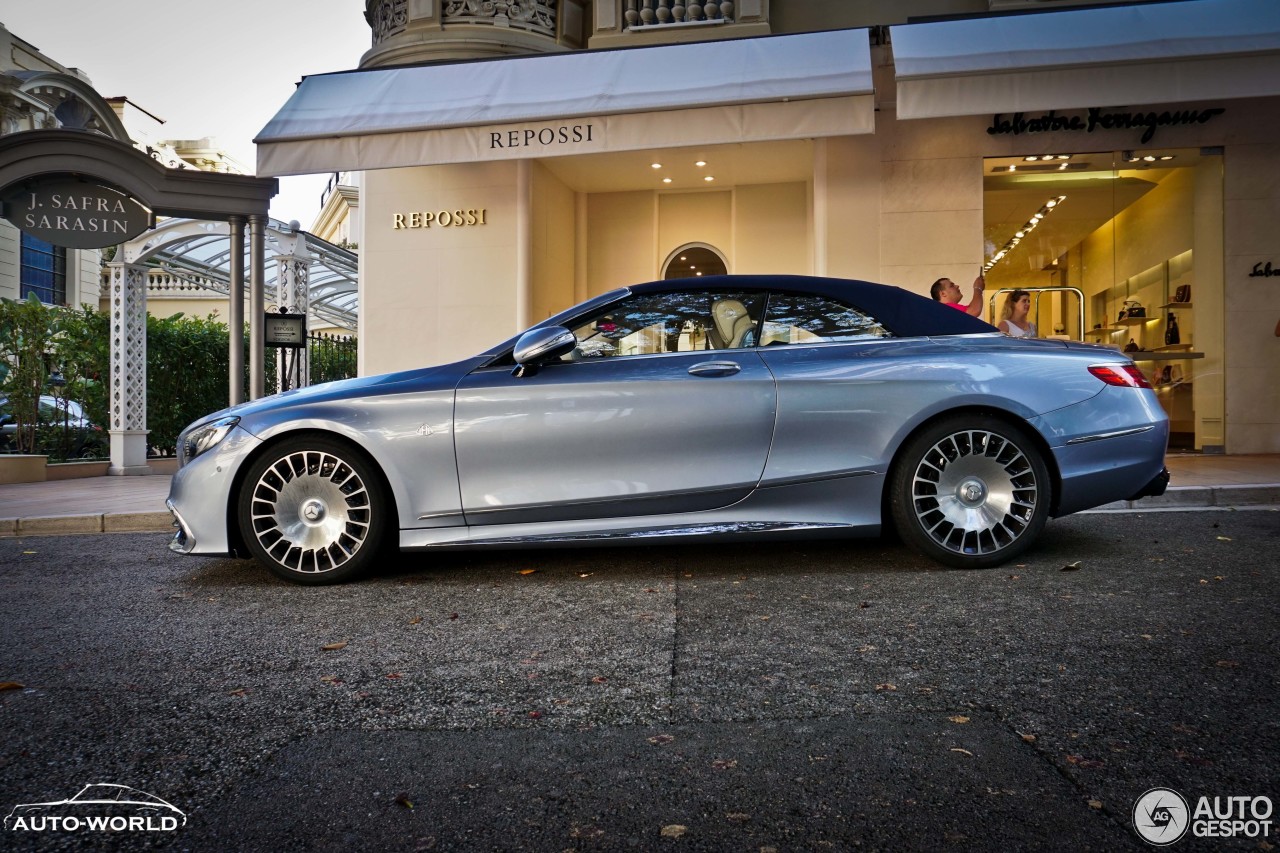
[106,260,151,475]
[275,227,312,391]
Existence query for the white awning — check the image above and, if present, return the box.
[255,29,874,177]
[891,0,1280,119]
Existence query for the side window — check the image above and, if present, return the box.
[565,291,764,360]
[760,293,891,346]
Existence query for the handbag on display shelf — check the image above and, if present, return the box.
[1119,300,1146,321]
[1173,284,1192,303]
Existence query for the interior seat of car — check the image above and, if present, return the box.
[709,299,755,349]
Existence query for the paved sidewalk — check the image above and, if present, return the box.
[0,453,1277,539]
[0,473,173,537]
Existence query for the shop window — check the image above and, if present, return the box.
[20,232,67,305]
[982,148,1224,452]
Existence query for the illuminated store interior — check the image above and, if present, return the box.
[982,148,1223,450]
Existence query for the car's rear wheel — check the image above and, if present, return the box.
[890,415,1050,569]
[236,437,388,584]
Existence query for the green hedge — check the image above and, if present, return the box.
[0,298,355,459]
[145,312,237,453]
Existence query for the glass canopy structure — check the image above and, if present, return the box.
[122,217,358,331]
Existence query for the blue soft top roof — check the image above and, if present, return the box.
[634,274,996,337]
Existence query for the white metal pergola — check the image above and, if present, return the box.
[120,217,358,333]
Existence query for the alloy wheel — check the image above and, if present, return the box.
[908,428,1039,557]
[247,449,372,574]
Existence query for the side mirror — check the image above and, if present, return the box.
[511,326,577,377]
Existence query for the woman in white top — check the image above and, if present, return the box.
[998,290,1037,338]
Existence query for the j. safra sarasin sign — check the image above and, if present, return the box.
[2,178,151,249]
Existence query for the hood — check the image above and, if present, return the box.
[186,356,486,428]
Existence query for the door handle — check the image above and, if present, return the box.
[688,361,741,377]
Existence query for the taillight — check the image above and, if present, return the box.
[1088,364,1152,389]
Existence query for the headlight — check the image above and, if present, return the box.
[182,416,240,463]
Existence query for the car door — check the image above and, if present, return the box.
[753,291,904,485]
[453,289,777,526]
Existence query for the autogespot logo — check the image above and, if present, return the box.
[4,783,186,834]
[1134,788,1190,846]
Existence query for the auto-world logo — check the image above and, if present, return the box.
[4,783,185,833]
[1134,788,1274,845]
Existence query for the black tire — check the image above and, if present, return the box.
[236,436,389,585]
[889,415,1051,569]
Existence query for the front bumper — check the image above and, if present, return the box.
[166,498,195,554]
[164,425,262,556]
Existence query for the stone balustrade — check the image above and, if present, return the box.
[625,0,735,29]
[145,269,223,297]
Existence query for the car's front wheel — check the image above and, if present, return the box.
[890,415,1050,569]
[236,436,389,584]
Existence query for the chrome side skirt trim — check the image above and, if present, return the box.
[414,511,466,523]
[451,485,755,526]
[757,468,877,489]
[1065,425,1155,445]
[402,521,853,550]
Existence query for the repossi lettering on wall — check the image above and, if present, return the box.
[489,123,594,149]
[392,209,487,229]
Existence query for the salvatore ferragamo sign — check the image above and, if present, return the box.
[987,106,1225,145]
[2,177,151,249]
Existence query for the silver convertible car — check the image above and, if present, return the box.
[167,275,1169,584]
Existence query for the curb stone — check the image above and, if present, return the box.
[0,512,170,538]
[1089,484,1280,512]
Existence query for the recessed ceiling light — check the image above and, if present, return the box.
[651,163,662,169]
[986,194,1067,272]
[695,160,707,167]
[662,178,672,184]
[704,176,715,182]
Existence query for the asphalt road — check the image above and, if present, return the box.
[1,509,1277,852]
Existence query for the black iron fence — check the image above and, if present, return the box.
[263,332,358,396]
[309,332,358,384]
